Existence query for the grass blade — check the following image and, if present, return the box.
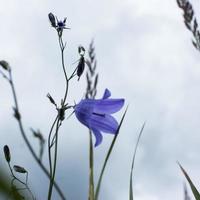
[178,163,200,200]
[129,122,145,200]
[94,107,128,200]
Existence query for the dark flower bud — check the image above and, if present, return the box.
[78,46,85,56]
[77,56,85,81]
[48,13,56,28]
[0,60,10,71]
[3,145,11,163]
[13,165,27,173]
[47,93,56,106]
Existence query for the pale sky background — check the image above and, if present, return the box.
[0,0,200,199]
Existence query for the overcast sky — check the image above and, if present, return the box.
[1,0,200,199]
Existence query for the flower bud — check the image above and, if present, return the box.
[48,13,56,28]
[78,46,85,56]
[77,56,85,81]
[0,60,10,71]
[3,145,11,163]
[47,93,56,106]
[13,165,27,173]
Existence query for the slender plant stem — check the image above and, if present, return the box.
[48,115,59,177]
[48,119,60,200]
[8,162,34,200]
[88,131,94,200]
[8,70,66,200]
[58,36,69,103]
[94,108,128,200]
[8,163,24,186]
[129,122,145,200]
[11,178,35,200]
[47,34,70,200]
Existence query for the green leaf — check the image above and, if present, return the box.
[94,107,128,200]
[178,163,200,200]
[129,122,145,200]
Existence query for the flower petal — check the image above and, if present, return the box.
[93,99,125,114]
[90,114,118,133]
[74,101,92,128]
[92,128,103,147]
[102,89,111,99]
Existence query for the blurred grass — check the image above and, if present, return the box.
[178,163,200,200]
[0,167,24,200]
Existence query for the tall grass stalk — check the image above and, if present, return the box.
[94,107,128,200]
[178,163,200,200]
[129,122,145,200]
[88,131,95,200]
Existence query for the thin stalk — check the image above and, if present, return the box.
[48,116,59,177]
[88,131,94,200]
[8,70,66,200]
[48,119,60,200]
[8,162,34,200]
[47,34,70,200]
[129,122,145,200]
[94,108,128,200]
[58,36,69,103]
[8,163,24,186]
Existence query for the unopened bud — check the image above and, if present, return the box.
[47,93,56,106]
[77,56,85,80]
[48,13,56,28]
[0,60,10,71]
[3,145,11,163]
[78,46,85,56]
[13,165,27,173]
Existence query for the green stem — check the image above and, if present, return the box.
[94,108,128,200]
[88,131,94,200]
[48,119,60,200]
[58,36,69,103]
[48,116,59,177]
[8,70,66,200]
[8,163,35,200]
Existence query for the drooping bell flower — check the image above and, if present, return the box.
[74,89,125,147]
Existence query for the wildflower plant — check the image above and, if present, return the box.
[0,12,141,200]
[1,3,199,199]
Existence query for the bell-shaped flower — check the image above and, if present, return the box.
[74,89,125,147]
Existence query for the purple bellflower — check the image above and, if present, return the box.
[74,89,125,147]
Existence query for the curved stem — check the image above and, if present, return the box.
[8,70,66,200]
